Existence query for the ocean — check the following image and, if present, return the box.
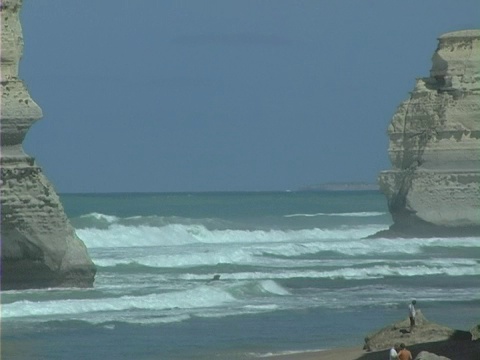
[2,191,479,359]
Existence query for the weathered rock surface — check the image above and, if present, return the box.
[414,351,450,360]
[363,310,471,351]
[471,324,480,340]
[361,310,480,360]
[0,0,96,289]
[378,30,480,236]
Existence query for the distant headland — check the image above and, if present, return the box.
[298,182,379,192]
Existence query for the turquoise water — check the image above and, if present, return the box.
[2,191,479,359]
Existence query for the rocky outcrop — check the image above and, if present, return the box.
[0,0,96,289]
[360,310,480,360]
[363,310,468,351]
[414,352,450,360]
[378,30,480,236]
[471,324,480,340]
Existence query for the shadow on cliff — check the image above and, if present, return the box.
[380,80,444,237]
[368,221,480,238]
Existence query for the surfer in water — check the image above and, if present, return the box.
[207,274,221,283]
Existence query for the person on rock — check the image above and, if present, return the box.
[398,343,413,360]
[408,300,417,332]
[389,343,400,360]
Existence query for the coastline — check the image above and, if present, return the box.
[264,346,368,360]
[264,338,480,360]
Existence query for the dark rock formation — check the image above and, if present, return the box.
[1,0,96,289]
[378,30,480,237]
[362,310,479,360]
[363,310,469,351]
[414,352,450,360]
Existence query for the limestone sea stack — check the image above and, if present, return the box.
[0,0,96,289]
[378,30,480,237]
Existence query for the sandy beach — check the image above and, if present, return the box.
[266,346,368,360]
[266,339,480,360]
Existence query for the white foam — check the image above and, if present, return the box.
[284,211,386,218]
[87,235,480,272]
[256,348,326,358]
[1,286,236,319]
[93,247,255,268]
[258,280,291,295]
[243,304,279,311]
[77,223,388,249]
[177,259,480,281]
[79,212,119,223]
[76,224,206,248]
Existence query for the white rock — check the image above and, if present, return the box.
[0,0,96,289]
[379,30,480,233]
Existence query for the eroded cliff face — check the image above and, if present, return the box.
[0,0,96,289]
[379,30,480,236]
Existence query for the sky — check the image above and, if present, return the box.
[20,1,480,193]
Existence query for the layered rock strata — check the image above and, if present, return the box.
[1,0,96,289]
[378,30,480,236]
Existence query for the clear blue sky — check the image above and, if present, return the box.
[21,1,479,193]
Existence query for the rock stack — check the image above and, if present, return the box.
[0,0,96,289]
[379,30,480,236]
